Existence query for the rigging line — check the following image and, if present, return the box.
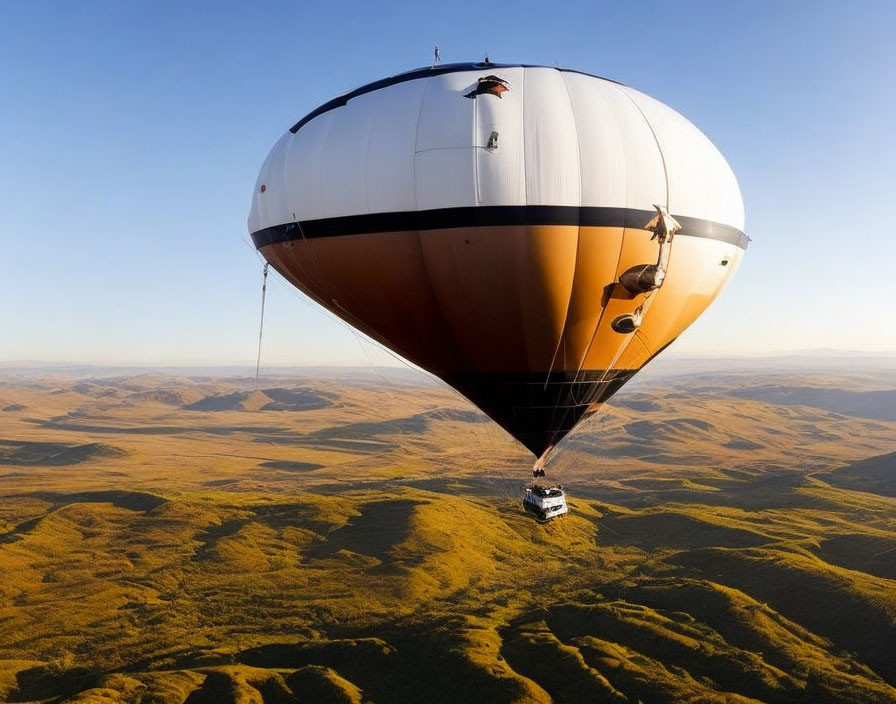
[256,258,407,384]
[572,291,637,391]
[291,217,421,379]
[543,306,606,448]
[246,234,344,376]
[264,258,428,380]
[574,293,659,427]
[294,217,340,307]
[557,87,636,411]
[543,224,632,443]
[342,311,395,389]
[484,403,518,504]
[241,234,261,253]
[543,293,608,447]
[543,225,581,392]
[329,298,426,375]
[265,264,348,324]
[572,266,652,395]
[545,89,668,457]
[555,84,648,421]
[276,241,342,320]
[282,218,405,373]
[587,236,671,394]
[549,289,656,450]
[571,101,675,426]
[611,82,670,213]
[254,262,270,390]
[543,73,585,393]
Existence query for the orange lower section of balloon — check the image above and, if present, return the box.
[257,222,742,456]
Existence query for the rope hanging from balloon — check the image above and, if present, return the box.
[254,262,269,390]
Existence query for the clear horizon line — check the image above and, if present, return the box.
[2,348,896,370]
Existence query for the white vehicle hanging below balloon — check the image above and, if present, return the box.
[523,485,569,522]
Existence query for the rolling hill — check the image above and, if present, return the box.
[0,367,894,703]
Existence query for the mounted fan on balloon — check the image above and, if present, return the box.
[248,62,747,519]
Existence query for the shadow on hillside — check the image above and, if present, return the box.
[574,471,841,512]
[27,490,167,512]
[593,511,772,552]
[727,387,896,422]
[817,450,896,497]
[9,665,100,703]
[184,387,333,412]
[258,460,325,472]
[306,499,423,570]
[0,439,126,466]
[670,547,896,687]
[235,623,525,704]
[813,533,896,580]
[0,490,167,544]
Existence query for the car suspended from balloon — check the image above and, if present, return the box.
[247,61,747,480]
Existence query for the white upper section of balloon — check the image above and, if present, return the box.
[248,66,744,234]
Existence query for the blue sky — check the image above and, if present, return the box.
[1,1,894,365]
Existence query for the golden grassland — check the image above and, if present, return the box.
[0,368,895,703]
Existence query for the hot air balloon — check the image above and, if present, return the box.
[248,62,747,466]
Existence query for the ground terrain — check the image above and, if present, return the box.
[1,365,895,703]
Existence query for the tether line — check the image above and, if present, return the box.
[254,262,270,389]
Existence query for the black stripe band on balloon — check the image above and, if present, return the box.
[250,206,749,249]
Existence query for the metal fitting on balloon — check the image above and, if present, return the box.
[618,205,681,296]
[611,306,643,334]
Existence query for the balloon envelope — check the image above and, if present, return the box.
[248,63,747,457]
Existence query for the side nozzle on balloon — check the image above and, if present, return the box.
[618,206,682,296]
[611,306,643,334]
[619,264,663,295]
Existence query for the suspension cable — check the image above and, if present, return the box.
[254,262,270,389]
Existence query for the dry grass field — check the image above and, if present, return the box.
[1,365,895,703]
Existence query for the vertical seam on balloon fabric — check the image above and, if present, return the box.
[274,136,330,315]
[281,123,335,306]
[412,77,434,211]
[362,105,377,213]
[473,81,480,206]
[554,79,636,441]
[517,66,532,373]
[613,85,670,211]
[258,144,274,227]
[609,87,676,368]
[317,112,337,219]
[361,96,394,343]
[570,81,629,379]
[543,70,584,448]
[285,130,307,226]
[415,231,474,373]
[409,79,471,372]
[589,83,663,407]
[300,110,375,324]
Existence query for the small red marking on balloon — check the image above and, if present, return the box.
[260,184,266,193]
